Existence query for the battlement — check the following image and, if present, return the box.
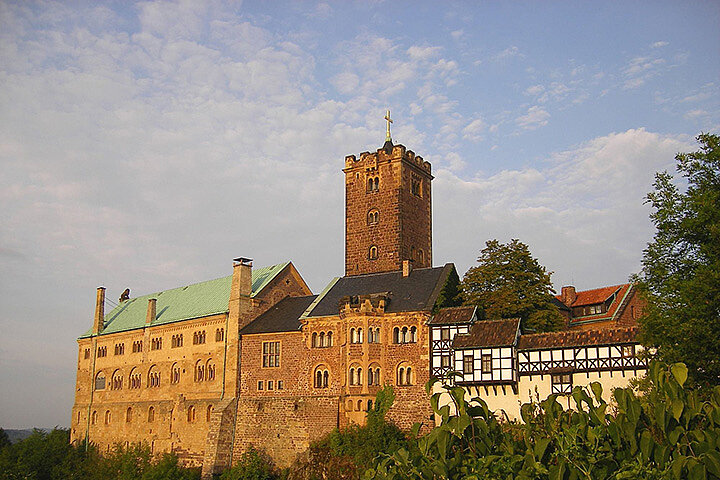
[344,144,431,175]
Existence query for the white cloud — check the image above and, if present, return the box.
[684,109,708,119]
[516,106,550,130]
[524,84,545,96]
[434,129,694,289]
[462,118,486,142]
[651,41,669,48]
[407,45,442,60]
[493,45,522,61]
[451,29,464,40]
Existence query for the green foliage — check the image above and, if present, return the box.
[0,429,199,480]
[295,386,408,479]
[220,447,277,480]
[460,238,564,332]
[0,429,10,451]
[433,265,462,313]
[638,132,720,387]
[364,363,720,480]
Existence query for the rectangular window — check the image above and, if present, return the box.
[441,355,451,368]
[440,328,450,341]
[551,373,573,394]
[267,380,274,390]
[262,341,280,368]
[84,348,90,359]
[481,354,492,374]
[257,381,264,391]
[463,354,473,374]
[621,345,635,358]
[277,380,284,390]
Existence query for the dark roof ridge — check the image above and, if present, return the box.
[341,264,445,280]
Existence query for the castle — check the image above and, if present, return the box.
[71,121,646,477]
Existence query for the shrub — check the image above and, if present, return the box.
[220,446,278,480]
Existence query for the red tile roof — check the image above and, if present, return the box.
[569,285,624,307]
[517,326,639,350]
[556,283,635,326]
[428,306,477,325]
[452,318,520,349]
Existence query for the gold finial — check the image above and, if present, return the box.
[384,109,393,142]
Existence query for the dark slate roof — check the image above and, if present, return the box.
[428,306,477,325]
[305,264,453,318]
[240,295,318,335]
[517,326,639,350]
[452,318,520,349]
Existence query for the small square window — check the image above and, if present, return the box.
[621,345,635,358]
[257,381,264,391]
[277,380,284,390]
[268,381,274,390]
[551,373,573,394]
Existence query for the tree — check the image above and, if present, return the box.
[638,132,720,387]
[460,239,564,332]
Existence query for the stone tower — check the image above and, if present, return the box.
[343,128,433,276]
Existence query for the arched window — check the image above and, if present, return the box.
[374,327,381,343]
[368,209,379,225]
[207,360,216,381]
[357,399,363,411]
[374,177,379,191]
[368,368,374,386]
[312,332,318,348]
[326,331,333,347]
[91,411,97,425]
[401,327,408,343]
[350,328,356,344]
[367,178,373,192]
[357,368,363,385]
[397,363,413,386]
[187,405,195,423]
[111,370,122,390]
[129,368,141,389]
[94,371,106,391]
[319,332,325,347]
[393,327,399,344]
[410,326,417,343]
[104,410,111,425]
[369,245,378,260]
[126,407,132,423]
[347,400,353,411]
[357,328,363,344]
[148,406,155,423]
[171,363,180,384]
[314,366,330,388]
[349,367,356,386]
[148,366,160,388]
[216,328,224,342]
[368,364,381,386]
[375,367,381,385]
[195,360,205,382]
[418,249,425,265]
[207,405,214,422]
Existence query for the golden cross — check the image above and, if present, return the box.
[384,109,393,142]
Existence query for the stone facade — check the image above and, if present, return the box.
[344,143,432,276]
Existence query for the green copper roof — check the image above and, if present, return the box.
[80,262,290,338]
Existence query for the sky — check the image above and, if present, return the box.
[0,0,718,429]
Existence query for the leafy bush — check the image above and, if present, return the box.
[364,363,720,480]
[220,446,278,480]
[0,429,199,480]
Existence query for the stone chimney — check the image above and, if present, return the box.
[229,257,253,330]
[146,298,157,326]
[560,286,577,306]
[402,259,413,277]
[92,287,105,335]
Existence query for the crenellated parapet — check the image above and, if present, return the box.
[344,144,432,175]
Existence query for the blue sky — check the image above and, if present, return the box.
[0,0,718,428]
